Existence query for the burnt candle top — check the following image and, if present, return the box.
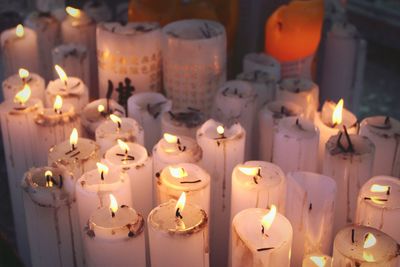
[359,176,400,210]
[362,116,400,138]
[279,77,316,94]
[100,22,160,35]
[163,19,225,40]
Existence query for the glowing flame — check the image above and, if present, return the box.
[109,194,118,214]
[370,197,387,205]
[18,68,29,79]
[54,65,68,84]
[53,95,63,111]
[363,233,377,249]
[310,256,326,267]
[163,133,178,144]
[332,99,344,126]
[175,192,186,213]
[15,24,24,38]
[217,125,225,135]
[96,162,109,175]
[45,170,52,177]
[261,205,277,231]
[370,184,390,193]
[45,170,53,187]
[363,251,375,262]
[238,166,259,176]
[97,104,105,113]
[169,167,188,178]
[69,128,78,148]
[66,6,81,18]
[109,114,121,126]
[117,139,130,152]
[14,84,31,105]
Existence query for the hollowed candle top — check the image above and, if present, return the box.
[77,167,127,193]
[155,135,202,160]
[320,100,357,129]
[198,119,244,141]
[359,176,400,210]
[2,72,44,100]
[326,134,374,157]
[35,102,77,126]
[163,19,225,40]
[100,22,159,35]
[263,100,303,119]
[277,117,318,139]
[361,116,400,138]
[105,142,148,167]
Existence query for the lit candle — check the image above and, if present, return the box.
[127,92,172,152]
[61,6,98,98]
[0,84,43,264]
[83,0,112,22]
[95,114,144,155]
[359,116,400,177]
[332,225,399,266]
[2,68,45,101]
[356,175,400,243]
[104,140,152,218]
[286,171,337,267]
[323,131,375,235]
[242,52,281,80]
[0,24,39,77]
[162,19,227,114]
[83,194,146,267]
[302,254,332,267]
[197,119,245,267]
[231,207,293,267]
[273,117,319,173]
[148,192,209,267]
[161,108,206,139]
[276,78,319,120]
[97,22,162,105]
[258,100,303,161]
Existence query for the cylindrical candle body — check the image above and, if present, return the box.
[2,72,45,101]
[162,19,226,114]
[242,52,281,80]
[161,108,206,139]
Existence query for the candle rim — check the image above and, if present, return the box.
[234,161,285,189]
[326,133,374,156]
[104,141,148,166]
[159,163,210,191]
[162,19,225,41]
[96,116,142,136]
[359,175,400,210]
[237,70,276,83]
[48,137,99,164]
[198,118,245,141]
[99,21,160,36]
[277,116,318,138]
[217,80,256,99]
[362,116,400,137]
[319,100,357,129]
[156,134,201,158]
[279,77,316,94]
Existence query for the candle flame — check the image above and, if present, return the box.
[18,68,29,79]
[53,95,63,111]
[97,104,105,113]
[109,194,118,214]
[261,205,277,231]
[363,233,377,249]
[363,251,375,262]
[238,166,259,176]
[370,184,390,193]
[110,114,121,126]
[169,166,188,178]
[66,6,82,18]
[69,128,78,148]
[175,192,186,213]
[45,170,53,187]
[15,24,24,37]
[217,125,225,135]
[332,99,344,126]
[310,256,326,267]
[117,139,130,152]
[14,84,31,105]
[54,65,68,84]
[96,162,109,175]
[369,197,387,205]
[163,133,178,144]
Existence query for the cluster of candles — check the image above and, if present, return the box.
[0,4,399,267]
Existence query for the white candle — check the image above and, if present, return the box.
[242,52,281,80]
[161,108,206,139]
[273,117,319,173]
[95,115,144,155]
[0,85,43,265]
[231,161,286,220]
[81,98,126,138]
[22,167,81,267]
[280,54,314,80]
[83,194,146,267]
[148,194,209,267]
[286,171,337,267]
[332,225,399,266]
[46,65,89,112]
[231,207,293,267]
[104,141,152,218]
[52,44,90,89]
[302,254,332,267]
[258,100,303,161]
[2,68,45,101]
[359,116,400,177]
[24,12,60,81]
[83,0,112,22]
[196,119,245,267]
[97,22,162,104]
[0,24,39,78]
[276,77,319,120]
[127,92,172,152]
[162,19,226,114]
[61,6,98,98]
[323,133,375,235]
[356,175,400,243]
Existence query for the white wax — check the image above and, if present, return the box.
[162,19,227,114]
[323,134,375,235]
[302,253,332,267]
[356,175,400,243]
[2,72,45,101]
[286,171,337,267]
[273,117,319,173]
[161,108,206,139]
[359,116,400,177]
[258,100,304,161]
[280,54,314,80]
[231,208,293,267]
[83,0,112,22]
[127,92,172,151]
[242,52,281,80]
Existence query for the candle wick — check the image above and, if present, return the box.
[343,126,355,153]
[58,175,63,189]
[175,208,183,219]
[309,203,312,211]
[336,126,354,153]
[387,187,391,196]
[261,225,265,235]
[385,116,391,125]
[351,228,355,243]
[295,118,304,130]
[101,171,105,181]
[117,121,121,129]
[253,176,259,184]
[111,210,115,218]
[257,247,274,252]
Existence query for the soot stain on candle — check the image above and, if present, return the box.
[67,203,78,267]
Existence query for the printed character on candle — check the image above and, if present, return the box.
[46,65,89,112]
[84,194,146,267]
[231,207,293,267]
[323,130,375,235]
[0,83,43,264]
[332,225,400,266]
[104,140,153,218]
[2,68,45,102]
[286,171,337,267]
[95,113,144,155]
[148,192,209,267]
[197,119,245,267]
[161,108,206,139]
[242,52,281,80]
[97,22,162,106]
[302,253,332,267]
[0,24,40,77]
[231,161,286,221]
[356,176,400,243]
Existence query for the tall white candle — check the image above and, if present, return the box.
[323,133,375,235]
[2,68,45,101]
[356,175,400,243]
[286,171,337,267]
[127,92,172,152]
[196,119,245,267]
[359,116,400,177]
[273,117,319,173]
[162,19,226,114]
[242,52,281,80]
[231,207,293,267]
[161,108,206,139]
[83,0,112,22]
